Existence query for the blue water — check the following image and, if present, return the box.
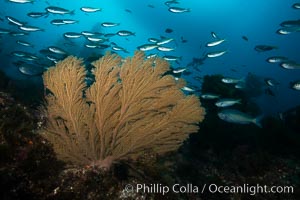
[0,0,299,115]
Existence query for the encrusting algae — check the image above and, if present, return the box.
[41,51,205,170]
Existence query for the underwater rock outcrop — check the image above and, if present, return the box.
[41,51,205,169]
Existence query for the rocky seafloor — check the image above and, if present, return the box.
[1,72,299,200]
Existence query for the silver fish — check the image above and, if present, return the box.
[201,93,220,99]
[291,81,300,90]
[85,44,98,49]
[62,19,78,24]
[207,50,227,58]
[173,68,186,73]
[19,25,44,32]
[112,45,129,53]
[8,0,33,3]
[81,31,98,36]
[280,62,300,69]
[211,32,219,39]
[117,30,135,36]
[86,36,107,42]
[181,86,195,92]
[206,39,226,47]
[265,78,279,87]
[148,38,160,43]
[266,56,288,63]
[50,19,66,25]
[80,7,102,13]
[292,3,300,9]
[218,109,263,128]
[215,99,241,107]
[156,38,174,45]
[162,55,182,61]
[168,7,190,13]
[18,64,45,76]
[137,44,158,51]
[64,32,82,38]
[157,46,175,52]
[146,54,157,59]
[222,77,243,84]
[276,26,300,35]
[16,40,34,47]
[101,22,120,27]
[46,6,74,15]
[6,16,25,26]
[48,46,67,55]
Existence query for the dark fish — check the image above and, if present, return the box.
[242,36,248,41]
[104,33,116,37]
[187,56,206,67]
[292,3,300,9]
[39,49,53,55]
[180,36,187,43]
[183,71,192,76]
[254,45,277,52]
[148,4,155,8]
[0,28,10,34]
[125,9,132,13]
[27,12,49,18]
[63,42,76,47]
[264,88,275,97]
[165,28,173,33]
[280,20,300,27]
[51,19,78,26]
[164,0,180,7]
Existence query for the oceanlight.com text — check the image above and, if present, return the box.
[124,183,294,196]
